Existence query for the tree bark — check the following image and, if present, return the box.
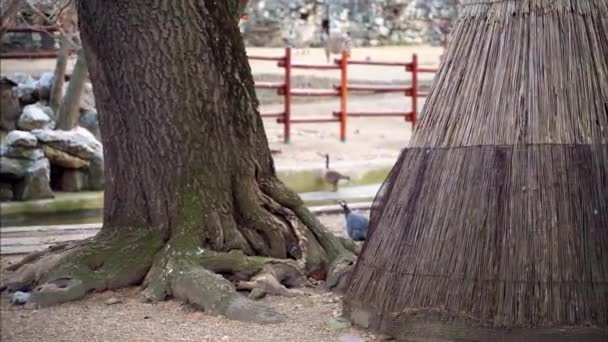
[55,48,87,130]
[49,34,70,114]
[1,0,355,323]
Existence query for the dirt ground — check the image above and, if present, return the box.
[0,214,383,342]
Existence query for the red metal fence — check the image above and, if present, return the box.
[2,36,438,143]
[1,26,68,59]
[249,48,438,143]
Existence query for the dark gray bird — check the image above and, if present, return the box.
[339,200,368,241]
[324,154,350,192]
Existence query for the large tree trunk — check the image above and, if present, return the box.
[1,0,356,322]
[55,48,87,130]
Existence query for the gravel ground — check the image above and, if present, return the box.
[1,213,378,342]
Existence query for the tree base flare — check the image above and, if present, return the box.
[1,223,356,324]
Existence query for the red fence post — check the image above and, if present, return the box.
[283,48,292,143]
[410,54,418,129]
[339,51,349,142]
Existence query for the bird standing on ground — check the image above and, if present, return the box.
[322,33,352,63]
[339,200,368,241]
[323,154,350,192]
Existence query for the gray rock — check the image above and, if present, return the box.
[0,156,29,179]
[378,25,390,37]
[17,103,54,131]
[31,127,102,161]
[30,128,104,190]
[35,72,55,100]
[4,146,44,160]
[1,77,21,131]
[7,73,35,85]
[0,182,13,201]
[15,83,39,105]
[11,291,31,305]
[105,297,122,305]
[6,130,38,148]
[12,158,54,200]
[79,110,100,139]
[5,72,40,108]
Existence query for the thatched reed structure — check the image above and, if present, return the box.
[343,0,608,340]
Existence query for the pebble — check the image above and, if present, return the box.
[338,334,366,342]
[11,291,31,305]
[105,297,122,305]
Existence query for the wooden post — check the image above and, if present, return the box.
[339,50,349,142]
[283,47,292,143]
[410,54,418,129]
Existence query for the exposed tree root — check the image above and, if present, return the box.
[1,177,358,323]
[1,227,164,307]
[141,241,310,323]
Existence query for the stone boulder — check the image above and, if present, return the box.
[42,145,90,169]
[31,127,104,190]
[9,73,40,106]
[6,130,38,148]
[0,156,53,200]
[0,155,28,179]
[6,73,35,85]
[1,77,21,131]
[17,103,54,131]
[3,146,44,160]
[79,110,100,140]
[35,72,55,100]
[2,130,45,163]
[13,158,54,200]
[31,127,102,160]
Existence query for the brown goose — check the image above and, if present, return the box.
[323,154,350,192]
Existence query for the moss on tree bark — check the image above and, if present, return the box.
[1,0,355,323]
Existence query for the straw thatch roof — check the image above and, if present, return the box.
[343,0,608,340]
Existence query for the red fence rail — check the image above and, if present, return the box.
[2,40,437,143]
[250,48,438,143]
[0,26,76,59]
